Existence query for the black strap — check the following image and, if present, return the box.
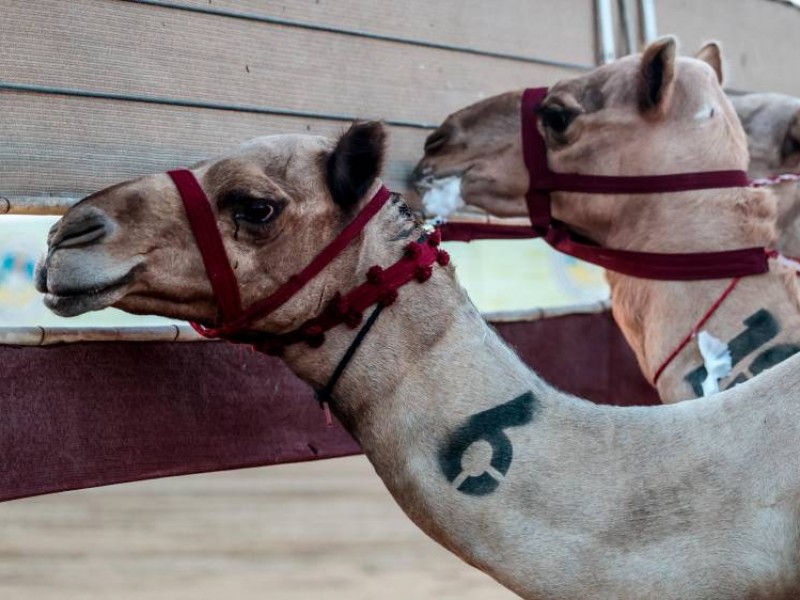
[315,304,385,408]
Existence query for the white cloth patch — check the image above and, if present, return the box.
[422,176,464,218]
[697,330,732,397]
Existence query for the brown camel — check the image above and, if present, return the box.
[413,39,800,403]
[37,114,800,599]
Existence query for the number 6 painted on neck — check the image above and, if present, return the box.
[438,392,538,496]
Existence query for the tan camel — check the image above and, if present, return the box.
[413,39,800,403]
[36,113,800,599]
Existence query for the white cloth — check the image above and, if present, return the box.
[697,330,732,396]
[421,176,464,218]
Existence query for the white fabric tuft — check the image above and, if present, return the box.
[697,330,732,396]
[422,177,464,218]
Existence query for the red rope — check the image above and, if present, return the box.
[651,276,743,386]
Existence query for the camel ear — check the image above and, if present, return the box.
[638,37,677,115]
[781,109,800,165]
[695,41,724,84]
[327,121,386,208]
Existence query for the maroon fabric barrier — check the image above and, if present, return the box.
[0,310,659,502]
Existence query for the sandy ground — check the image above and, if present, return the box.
[0,456,518,599]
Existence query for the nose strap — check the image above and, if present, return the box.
[520,87,750,212]
[521,87,552,231]
[168,169,242,323]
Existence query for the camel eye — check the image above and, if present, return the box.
[538,106,577,134]
[234,199,279,225]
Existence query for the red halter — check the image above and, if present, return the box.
[167,170,447,352]
[440,87,769,281]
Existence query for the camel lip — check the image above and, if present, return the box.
[43,271,135,317]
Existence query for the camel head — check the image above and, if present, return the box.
[731,92,800,178]
[413,38,750,241]
[36,122,413,333]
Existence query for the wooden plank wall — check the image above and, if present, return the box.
[1,1,798,206]
[0,0,593,202]
[657,0,800,95]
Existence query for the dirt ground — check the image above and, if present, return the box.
[0,456,518,599]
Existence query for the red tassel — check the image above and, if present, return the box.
[405,242,422,259]
[427,229,442,247]
[345,308,363,328]
[303,324,326,348]
[378,288,398,306]
[437,249,451,266]
[366,265,385,284]
[306,333,326,348]
[415,265,433,282]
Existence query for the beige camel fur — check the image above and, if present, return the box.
[413,39,800,403]
[36,117,800,599]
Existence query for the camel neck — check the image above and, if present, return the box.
[284,262,543,440]
[278,235,800,598]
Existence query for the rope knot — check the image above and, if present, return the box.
[436,249,451,266]
[303,324,326,348]
[427,229,442,247]
[366,265,385,284]
[378,288,398,306]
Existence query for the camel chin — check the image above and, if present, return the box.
[43,278,133,317]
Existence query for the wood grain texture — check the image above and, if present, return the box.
[0,92,428,196]
[172,0,596,66]
[657,0,800,95]
[2,0,576,126]
[0,458,518,600]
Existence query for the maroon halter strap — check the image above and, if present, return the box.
[207,185,393,336]
[439,87,769,281]
[254,233,449,355]
[168,170,447,351]
[168,170,242,322]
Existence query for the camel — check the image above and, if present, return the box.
[35,101,800,600]
[733,93,800,257]
[732,93,800,179]
[414,39,800,404]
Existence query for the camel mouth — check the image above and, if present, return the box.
[43,271,135,317]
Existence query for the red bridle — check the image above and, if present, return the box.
[440,87,770,281]
[167,170,447,353]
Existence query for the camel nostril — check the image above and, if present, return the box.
[52,215,110,251]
